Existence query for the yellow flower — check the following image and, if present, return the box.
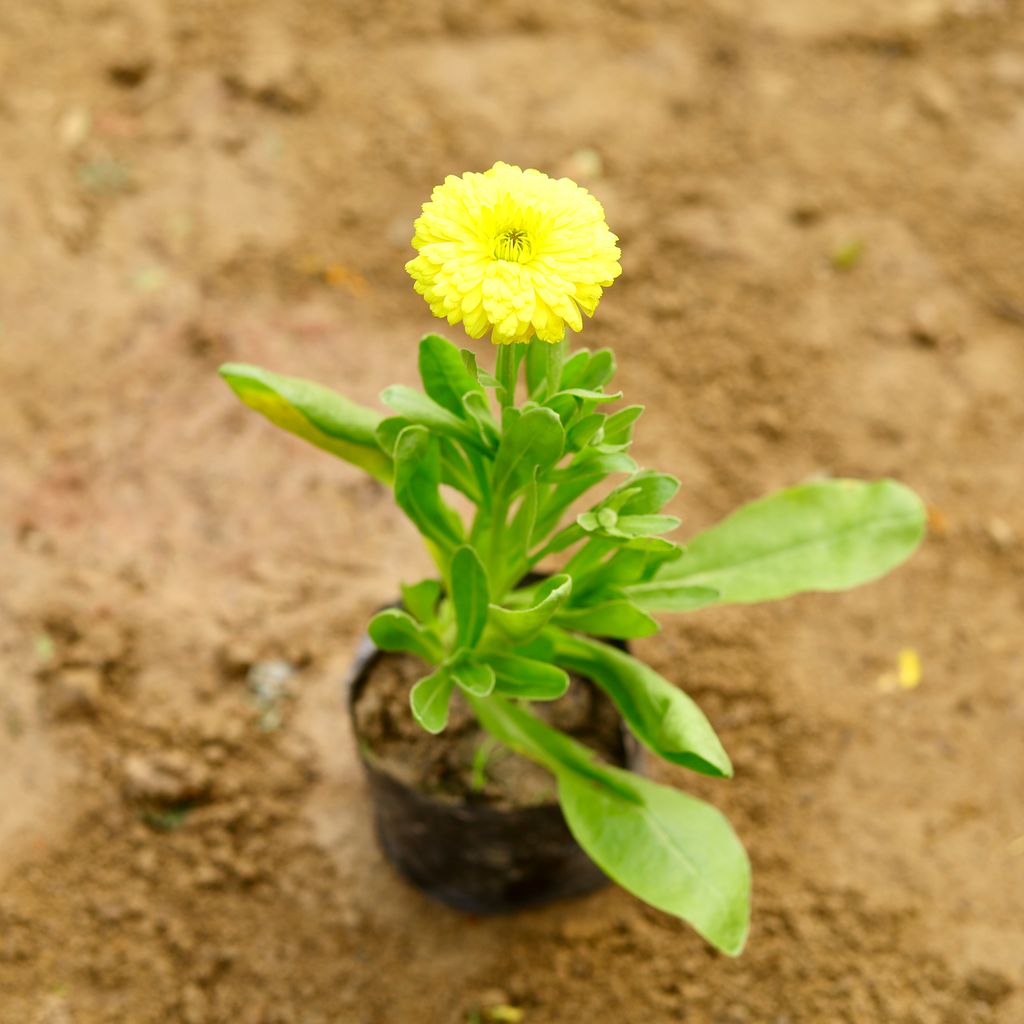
[406,162,621,346]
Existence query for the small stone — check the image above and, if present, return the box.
[122,751,210,804]
[755,407,786,440]
[475,990,510,1011]
[46,666,102,719]
[991,51,1024,90]
[99,16,156,88]
[559,914,606,942]
[193,864,223,889]
[135,847,158,878]
[986,517,1016,550]
[965,967,1013,1006]
[58,107,91,151]
[225,34,318,112]
[181,984,208,1024]
[914,72,956,121]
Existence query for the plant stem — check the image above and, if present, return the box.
[496,343,517,410]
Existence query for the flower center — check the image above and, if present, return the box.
[493,227,533,263]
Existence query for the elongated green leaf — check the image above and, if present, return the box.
[567,413,606,451]
[601,471,680,515]
[468,695,749,955]
[393,427,464,554]
[451,657,496,697]
[656,479,927,605]
[490,574,573,643]
[381,385,487,451]
[622,580,720,612]
[375,415,410,455]
[559,764,750,956]
[220,363,392,483]
[525,338,549,399]
[560,348,616,390]
[601,405,644,447]
[533,452,638,542]
[418,334,483,417]
[492,407,565,497]
[438,437,482,502]
[548,387,623,404]
[486,654,570,700]
[401,579,442,624]
[549,630,732,777]
[410,667,455,733]
[543,450,637,484]
[574,543,685,598]
[461,349,499,388]
[368,609,444,662]
[553,599,659,639]
[503,474,539,565]
[577,511,681,540]
[462,391,501,449]
[451,546,490,649]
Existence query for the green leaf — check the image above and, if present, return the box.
[655,479,927,605]
[601,405,644,447]
[410,667,455,733]
[567,413,606,451]
[490,574,573,643]
[621,580,720,612]
[219,363,392,484]
[462,349,499,388]
[450,655,496,697]
[560,348,616,390]
[534,451,637,539]
[375,415,410,455]
[558,764,750,956]
[577,510,681,540]
[438,437,483,502]
[451,546,490,649]
[578,348,616,389]
[401,579,442,624]
[573,543,685,597]
[487,654,570,699]
[493,472,541,592]
[549,630,732,777]
[418,334,483,417]
[468,695,749,955]
[462,391,501,448]
[492,407,565,498]
[548,387,623,404]
[557,348,590,388]
[393,426,465,555]
[368,609,443,662]
[543,450,636,484]
[553,599,659,639]
[380,385,487,452]
[525,339,549,398]
[602,471,680,515]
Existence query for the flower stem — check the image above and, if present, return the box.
[496,344,517,411]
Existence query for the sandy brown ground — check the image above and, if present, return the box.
[2,1,1023,1021]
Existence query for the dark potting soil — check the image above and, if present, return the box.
[352,651,626,808]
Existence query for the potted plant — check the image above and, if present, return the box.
[219,162,925,956]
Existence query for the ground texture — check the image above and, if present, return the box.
[1,1,1023,1022]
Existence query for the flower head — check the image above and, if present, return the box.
[406,162,621,346]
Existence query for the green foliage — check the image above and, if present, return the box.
[653,479,927,605]
[219,363,392,483]
[469,694,750,955]
[220,333,926,955]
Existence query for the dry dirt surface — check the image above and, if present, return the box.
[2,1,1023,1022]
